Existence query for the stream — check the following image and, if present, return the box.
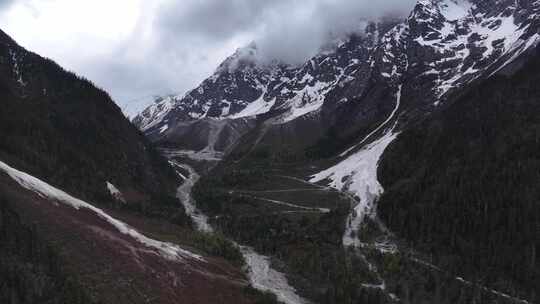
[169,155,308,304]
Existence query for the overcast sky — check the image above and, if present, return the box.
[0,0,416,113]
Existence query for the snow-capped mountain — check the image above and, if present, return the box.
[132,20,397,151]
[120,95,167,120]
[131,21,394,126]
[133,0,540,157]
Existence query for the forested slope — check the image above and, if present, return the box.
[0,29,178,208]
[378,46,540,300]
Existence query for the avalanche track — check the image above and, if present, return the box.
[311,86,402,246]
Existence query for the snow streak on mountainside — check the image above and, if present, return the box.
[310,86,402,246]
[311,131,398,247]
[0,160,203,262]
[106,181,126,203]
[134,95,177,132]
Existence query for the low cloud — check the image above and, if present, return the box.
[155,0,416,64]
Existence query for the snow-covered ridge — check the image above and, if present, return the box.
[409,0,540,100]
[0,160,203,262]
[132,26,383,131]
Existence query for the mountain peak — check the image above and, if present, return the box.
[215,42,262,74]
[133,0,540,155]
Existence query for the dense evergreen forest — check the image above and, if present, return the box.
[193,165,397,304]
[378,48,540,301]
[193,161,516,303]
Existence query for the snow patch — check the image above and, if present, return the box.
[220,100,232,117]
[106,181,126,204]
[309,83,403,248]
[159,124,169,134]
[228,92,275,119]
[490,33,540,76]
[276,79,334,123]
[413,3,532,99]
[439,0,472,21]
